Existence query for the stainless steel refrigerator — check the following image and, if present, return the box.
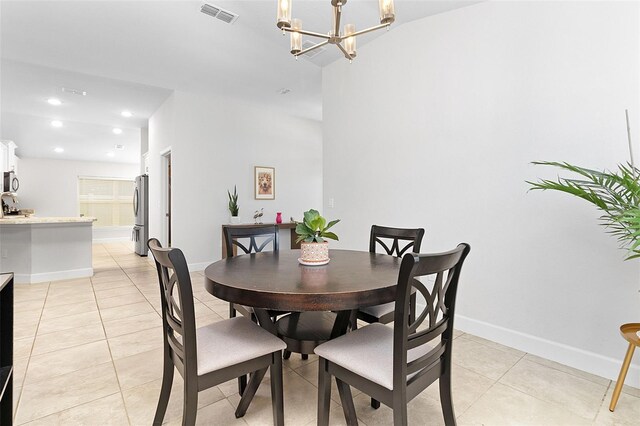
[132,174,149,256]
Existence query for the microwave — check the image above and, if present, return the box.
[3,171,19,193]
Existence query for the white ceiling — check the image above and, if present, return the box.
[0,0,481,164]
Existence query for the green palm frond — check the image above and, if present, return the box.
[528,161,640,260]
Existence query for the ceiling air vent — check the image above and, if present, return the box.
[301,40,326,59]
[200,3,239,24]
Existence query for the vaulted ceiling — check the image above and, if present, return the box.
[0,1,480,163]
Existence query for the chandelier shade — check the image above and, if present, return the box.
[276,0,395,61]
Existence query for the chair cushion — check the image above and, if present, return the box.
[314,323,432,390]
[359,301,395,319]
[196,317,286,376]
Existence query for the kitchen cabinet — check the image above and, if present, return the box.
[0,141,18,173]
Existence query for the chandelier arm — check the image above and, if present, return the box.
[283,27,331,40]
[294,40,330,57]
[346,23,390,39]
[333,5,342,37]
[335,42,353,60]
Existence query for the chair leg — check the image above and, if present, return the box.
[392,398,408,426]
[270,353,285,426]
[283,349,291,360]
[301,353,309,360]
[439,368,457,425]
[235,368,268,418]
[317,358,332,426]
[229,303,236,318]
[336,378,358,426]
[153,355,174,425]
[182,379,198,426]
[370,398,380,409]
[609,343,636,411]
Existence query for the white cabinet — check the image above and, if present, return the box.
[0,141,18,173]
[0,143,6,172]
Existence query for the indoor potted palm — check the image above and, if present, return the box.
[528,159,640,411]
[528,161,640,259]
[227,186,240,224]
[295,209,340,265]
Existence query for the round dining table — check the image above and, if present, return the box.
[204,249,402,314]
[204,249,402,423]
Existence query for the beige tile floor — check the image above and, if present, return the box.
[11,242,640,425]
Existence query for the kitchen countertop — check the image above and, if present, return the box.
[0,216,96,225]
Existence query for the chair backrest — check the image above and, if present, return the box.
[392,243,470,393]
[148,238,197,379]
[223,225,279,258]
[369,225,425,257]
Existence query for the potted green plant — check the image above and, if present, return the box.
[528,160,640,410]
[228,186,240,224]
[528,161,640,259]
[295,209,340,265]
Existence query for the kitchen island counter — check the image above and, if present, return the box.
[0,216,95,225]
[0,217,95,283]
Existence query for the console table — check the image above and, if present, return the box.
[0,273,13,425]
[221,223,301,258]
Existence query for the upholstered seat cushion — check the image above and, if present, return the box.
[359,301,395,319]
[314,323,432,390]
[196,317,286,376]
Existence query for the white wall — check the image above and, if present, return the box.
[148,91,322,268]
[17,158,139,241]
[323,1,639,385]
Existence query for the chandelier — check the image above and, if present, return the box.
[276,0,396,62]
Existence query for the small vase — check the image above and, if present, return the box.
[299,241,330,265]
[230,215,241,224]
[276,212,283,224]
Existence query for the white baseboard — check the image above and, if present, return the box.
[14,268,94,284]
[93,237,131,243]
[456,314,640,388]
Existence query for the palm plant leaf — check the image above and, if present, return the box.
[528,161,640,260]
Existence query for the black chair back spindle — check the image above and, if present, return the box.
[224,226,279,257]
[369,225,425,257]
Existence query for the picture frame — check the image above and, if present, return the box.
[254,166,275,200]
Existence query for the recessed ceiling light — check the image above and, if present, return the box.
[47,98,62,106]
[51,120,63,128]
[121,110,133,118]
[112,128,122,135]
[61,87,87,96]
[54,147,64,153]
[106,152,115,157]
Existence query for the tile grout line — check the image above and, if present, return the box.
[92,243,134,426]
[13,281,51,424]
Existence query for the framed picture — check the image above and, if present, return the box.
[254,166,275,200]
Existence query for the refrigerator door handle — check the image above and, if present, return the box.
[133,188,139,217]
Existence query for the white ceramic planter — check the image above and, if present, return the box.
[229,215,241,224]
[299,241,329,265]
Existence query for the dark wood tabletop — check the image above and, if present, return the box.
[204,249,401,312]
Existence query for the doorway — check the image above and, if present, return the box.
[161,149,172,247]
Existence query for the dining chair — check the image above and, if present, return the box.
[223,225,280,320]
[356,225,425,328]
[148,238,286,426]
[315,243,471,426]
[355,225,425,409]
[223,225,290,394]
